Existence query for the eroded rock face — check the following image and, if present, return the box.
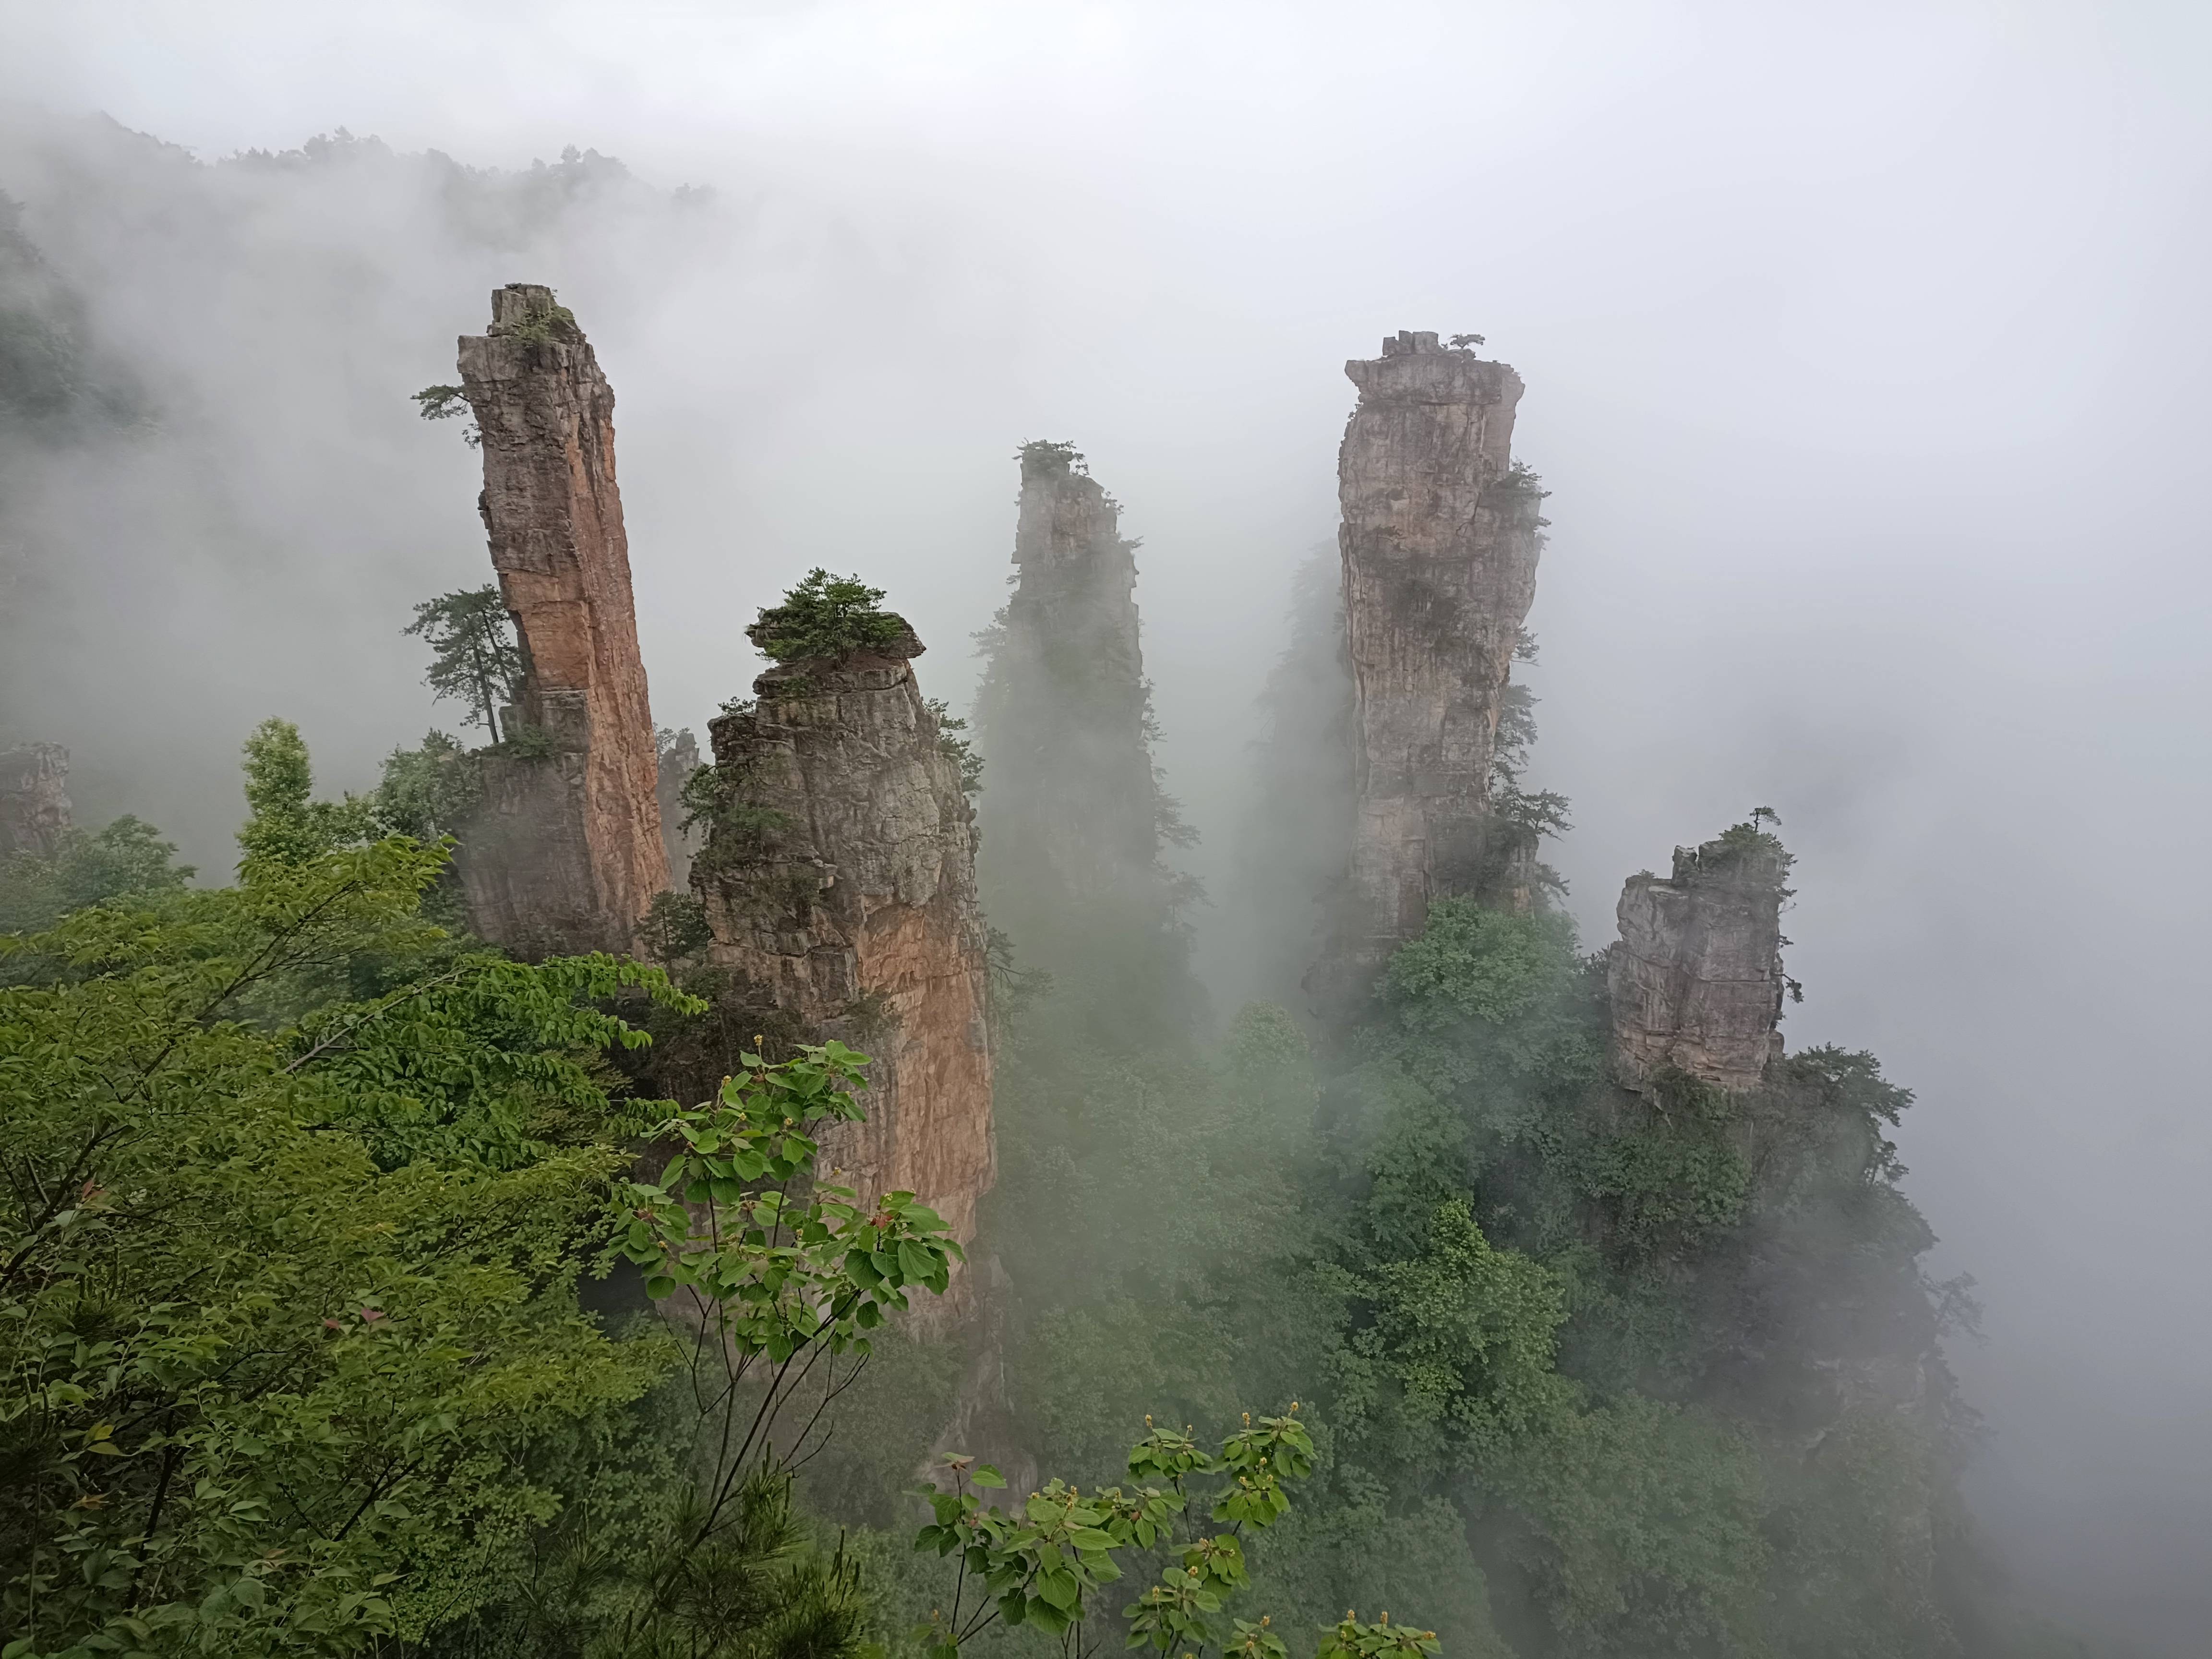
[454,284,669,956]
[657,727,701,892]
[0,742,71,857]
[974,444,1199,1036]
[1333,331,1545,986]
[694,629,994,1253]
[1610,832,1790,1093]
[978,446,1158,902]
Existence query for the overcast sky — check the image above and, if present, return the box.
[3,3,2208,1651]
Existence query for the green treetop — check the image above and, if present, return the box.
[403,585,523,742]
[745,570,910,664]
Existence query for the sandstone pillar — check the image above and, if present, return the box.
[453,285,669,955]
[694,625,994,1253]
[0,742,72,858]
[973,442,1199,1037]
[1330,331,1545,989]
[978,444,1157,896]
[656,727,701,892]
[1609,830,1791,1093]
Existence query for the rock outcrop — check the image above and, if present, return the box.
[694,626,994,1253]
[979,444,1158,899]
[1330,331,1545,987]
[656,727,702,892]
[0,743,72,858]
[974,442,1198,1036]
[453,284,669,956]
[1609,830,1790,1093]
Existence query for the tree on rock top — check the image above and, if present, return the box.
[745,569,913,664]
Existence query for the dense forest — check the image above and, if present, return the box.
[0,125,2104,1659]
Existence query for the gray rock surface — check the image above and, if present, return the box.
[656,726,701,893]
[977,445,1161,908]
[694,629,994,1256]
[1610,832,1790,1092]
[0,742,71,858]
[1330,331,1546,989]
[973,443,1200,1035]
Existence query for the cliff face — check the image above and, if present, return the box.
[1332,331,1545,985]
[694,630,994,1251]
[0,743,71,857]
[1609,832,1790,1093]
[980,445,1157,898]
[974,444,1198,1036]
[656,727,701,892]
[454,284,669,956]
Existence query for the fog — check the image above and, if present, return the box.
[2,2,2207,1652]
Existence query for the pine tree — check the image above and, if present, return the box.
[404,585,523,741]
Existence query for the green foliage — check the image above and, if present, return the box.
[410,384,481,448]
[746,571,910,665]
[494,722,556,760]
[1475,1394,1767,1657]
[1382,904,1574,1029]
[0,816,192,935]
[614,1039,962,1341]
[641,889,715,964]
[426,1451,875,1659]
[403,587,523,740]
[1490,461,1547,499]
[471,1039,960,1659]
[0,832,696,1655]
[969,797,1990,1659]
[1015,440,1087,479]
[369,729,480,844]
[1315,1613,1441,1659]
[1324,1198,1573,1475]
[411,384,467,420]
[910,1408,1344,1656]
[236,717,374,871]
[498,295,578,346]
[0,717,977,1659]
[0,194,142,436]
[926,700,985,796]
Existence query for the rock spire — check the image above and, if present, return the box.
[692,625,994,1253]
[974,442,1198,1036]
[1328,330,1546,990]
[452,284,669,956]
[1609,829,1791,1093]
[0,743,72,858]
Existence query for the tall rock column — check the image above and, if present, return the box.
[656,727,702,892]
[974,442,1199,1037]
[693,625,994,1254]
[1609,830,1790,1092]
[1330,331,1545,990]
[454,285,669,955]
[0,743,72,858]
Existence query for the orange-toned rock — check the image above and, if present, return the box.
[693,629,994,1252]
[452,285,669,956]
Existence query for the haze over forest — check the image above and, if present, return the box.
[2,5,2208,1657]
